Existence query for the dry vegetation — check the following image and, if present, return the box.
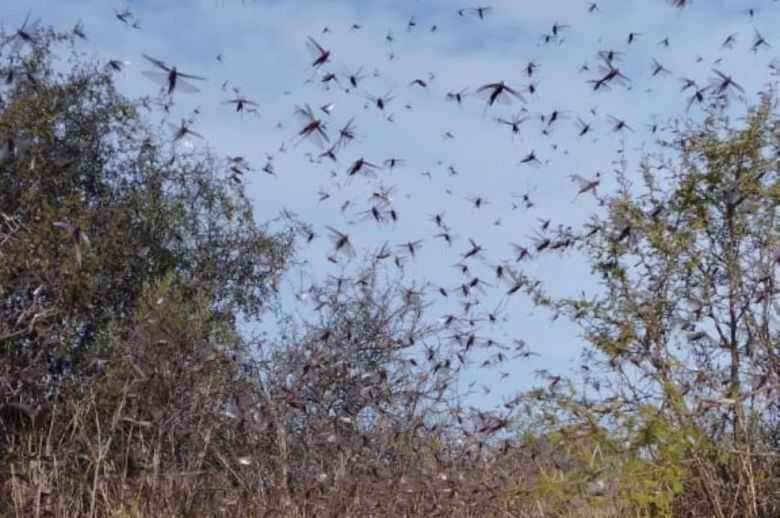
[1,28,779,517]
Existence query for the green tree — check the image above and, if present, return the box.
[0,29,291,382]
[525,96,780,516]
[0,26,295,516]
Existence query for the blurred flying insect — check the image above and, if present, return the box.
[720,33,737,50]
[650,58,670,77]
[326,226,355,258]
[751,30,771,52]
[72,20,87,40]
[383,157,405,170]
[518,149,541,166]
[141,54,205,95]
[115,9,141,29]
[475,81,524,109]
[295,104,330,148]
[306,36,331,68]
[7,13,41,51]
[607,115,632,133]
[458,6,494,19]
[709,69,744,102]
[445,88,469,105]
[343,66,367,91]
[170,118,203,149]
[365,91,395,112]
[346,157,380,177]
[335,117,357,150]
[497,114,530,138]
[107,59,132,72]
[589,60,629,91]
[686,85,710,111]
[569,173,601,200]
[223,90,260,114]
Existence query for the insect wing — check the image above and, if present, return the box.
[177,71,206,81]
[141,53,169,71]
[174,77,201,94]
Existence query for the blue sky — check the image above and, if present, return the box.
[3,0,779,409]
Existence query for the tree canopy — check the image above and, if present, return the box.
[521,96,780,516]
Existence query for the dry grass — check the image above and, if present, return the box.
[3,333,780,518]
